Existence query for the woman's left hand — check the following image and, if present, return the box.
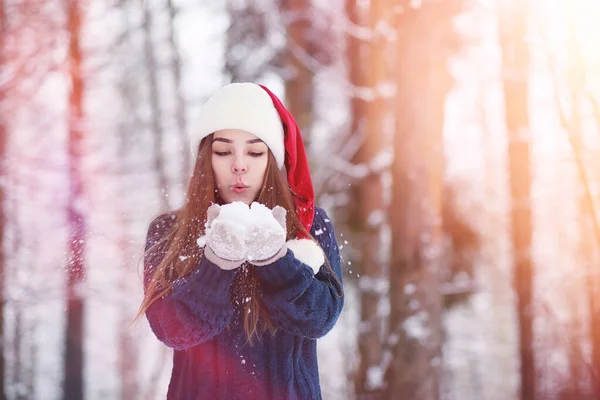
[245,203,287,264]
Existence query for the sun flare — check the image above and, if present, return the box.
[536,0,600,64]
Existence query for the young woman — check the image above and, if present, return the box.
[135,82,344,400]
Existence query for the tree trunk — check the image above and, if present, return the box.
[118,226,138,400]
[14,308,23,399]
[344,0,372,393]
[7,166,22,400]
[345,0,367,151]
[585,164,600,399]
[12,192,36,400]
[166,0,190,181]
[499,2,535,399]
[114,4,141,397]
[28,330,37,400]
[142,0,169,211]
[566,6,600,395]
[566,25,600,400]
[386,4,451,399]
[583,165,600,398]
[0,0,7,396]
[63,0,86,399]
[117,97,139,400]
[569,71,584,400]
[350,0,392,397]
[282,0,314,146]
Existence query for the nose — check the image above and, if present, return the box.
[232,155,247,174]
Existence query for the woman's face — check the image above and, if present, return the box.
[211,129,269,205]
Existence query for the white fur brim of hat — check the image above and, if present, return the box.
[190,83,285,169]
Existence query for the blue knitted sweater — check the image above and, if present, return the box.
[144,207,344,400]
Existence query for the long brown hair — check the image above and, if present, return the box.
[134,134,333,343]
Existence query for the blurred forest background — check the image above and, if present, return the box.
[1,0,600,399]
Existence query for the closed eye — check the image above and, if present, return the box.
[249,152,265,158]
[214,151,230,156]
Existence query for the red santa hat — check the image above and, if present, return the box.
[190,82,315,235]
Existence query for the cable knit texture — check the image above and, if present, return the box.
[143,207,344,400]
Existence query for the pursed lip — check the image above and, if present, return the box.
[231,182,249,189]
[231,182,249,193]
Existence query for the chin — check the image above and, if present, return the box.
[226,193,253,205]
[218,187,259,205]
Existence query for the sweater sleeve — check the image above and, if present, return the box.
[255,208,344,339]
[143,213,237,350]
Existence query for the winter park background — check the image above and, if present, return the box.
[2,0,600,399]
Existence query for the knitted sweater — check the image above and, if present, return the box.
[144,207,344,400]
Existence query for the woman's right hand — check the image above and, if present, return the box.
[203,203,248,270]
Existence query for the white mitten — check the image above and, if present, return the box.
[246,202,287,265]
[202,202,251,270]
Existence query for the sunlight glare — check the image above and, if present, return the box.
[538,0,600,65]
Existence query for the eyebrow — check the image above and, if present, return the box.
[212,137,263,144]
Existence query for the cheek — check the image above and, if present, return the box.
[253,158,268,180]
[211,158,228,185]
